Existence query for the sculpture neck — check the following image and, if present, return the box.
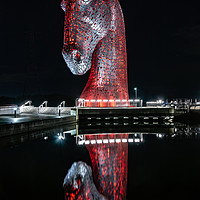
[80,30,129,101]
[80,0,129,102]
[86,134,128,199]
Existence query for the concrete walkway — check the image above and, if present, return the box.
[0,113,71,125]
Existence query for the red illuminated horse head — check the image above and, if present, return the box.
[61,0,129,101]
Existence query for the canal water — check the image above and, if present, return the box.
[0,123,200,199]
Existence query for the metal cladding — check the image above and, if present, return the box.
[63,161,107,199]
[63,134,128,199]
[85,134,128,200]
[61,0,129,103]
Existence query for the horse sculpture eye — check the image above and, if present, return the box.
[78,0,92,5]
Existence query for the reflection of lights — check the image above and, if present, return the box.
[77,135,144,145]
[103,139,109,144]
[91,140,96,144]
[109,139,115,143]
[97,139,102,144]
[13,118,19,123]
[85,140,90,144]
[172,134,176,137]
[134,138,140,143]
[78,140,85,145]
[122,139,127,143]
[116,139,121,143]
[57,133,65,140]
[156,134,163,138]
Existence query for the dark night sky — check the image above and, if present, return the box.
[1,0,200,100]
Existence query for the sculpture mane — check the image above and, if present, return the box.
[61,0,129,102]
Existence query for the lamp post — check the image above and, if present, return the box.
[134,87,138,99]
[13,107,17,118]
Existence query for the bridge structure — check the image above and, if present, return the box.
[0,100,72,116]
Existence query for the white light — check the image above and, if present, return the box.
[103,139,108,143]
[91,99,96,102]
[91,140,96,144]
[158,100,163,103]
[122,99,127,102]
[13,107,17,111]
[97,99,102,102]
[109,139,115,143]
[128,99,134,102]
[97,140,102,144]
[172,134,176,137]
[58,136,62,140]
[109,100,114,102]
[78,141,85,145]
[13,118,19,123]
[85,100,89,102]
[134,99,140,102]
[122,139,127,143]
[44,136,48,140]
[116,139,121,143]
[103,99,108,102]
[116,99,121,102]
[85,140,90,144]
[135,138,140,143]
[128,138,134,142]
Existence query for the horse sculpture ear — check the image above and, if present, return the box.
[109,4,117,31]
[61,0,66,12]
[78,0,92,6]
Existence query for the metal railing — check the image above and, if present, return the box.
[76,98,143,107]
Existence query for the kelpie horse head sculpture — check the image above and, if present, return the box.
[61,0,129,101]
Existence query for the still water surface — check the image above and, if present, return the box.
[0,124,200,199]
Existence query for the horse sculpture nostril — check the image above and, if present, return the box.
[71,50,82,64]
[75,52,81,63]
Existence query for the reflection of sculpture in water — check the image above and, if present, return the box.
[63,161,107,199]
[63,134,128,199]
[61,0,129,101]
